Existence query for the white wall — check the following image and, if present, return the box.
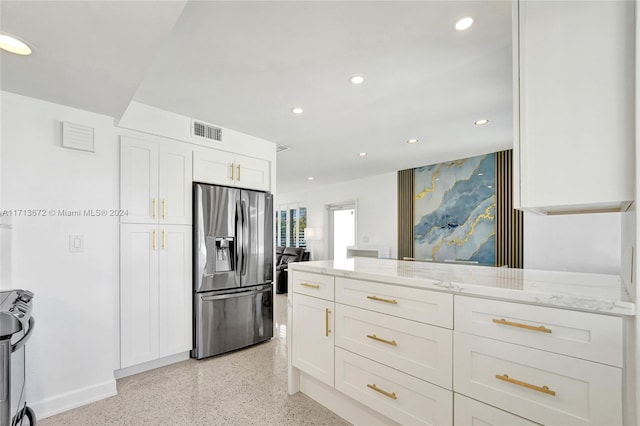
[0,92,280,419]
[277,172,398,260]
[524,211,622,274]
[1,92,119,417]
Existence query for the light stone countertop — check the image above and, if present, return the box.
[288,258,635,316]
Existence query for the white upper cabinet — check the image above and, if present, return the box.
[121,136,192,224]
[193,146,270,192]
[513,0,634,214]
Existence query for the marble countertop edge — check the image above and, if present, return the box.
[288,260,636,317]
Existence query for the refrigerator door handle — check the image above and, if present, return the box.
[241,199,248,276]
[235,199,242,279]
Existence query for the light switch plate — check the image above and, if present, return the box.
[69,235,84,253]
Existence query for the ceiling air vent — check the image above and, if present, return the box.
[276,144,290,153]
[192,120,222,142]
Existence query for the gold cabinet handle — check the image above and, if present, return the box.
[237,164,241,181]
[367,384,397,400]
[230,163,235,180]
[152,229,157,251]
[366,334,397,346]
[162,199,166,220]
[152,198,157,220]
[300,282,320,289]
[162,228,166,250]
[367,295,398,304]
[495,374,556,396]
[325,308,331,337]
[492,318,552,334]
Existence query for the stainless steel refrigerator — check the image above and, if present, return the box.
[193,183,273,359]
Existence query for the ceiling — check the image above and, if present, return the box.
[1,1,514,194]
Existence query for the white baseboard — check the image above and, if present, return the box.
[114,351,189,379]
[33,379,117,421]
[299,372,397,426]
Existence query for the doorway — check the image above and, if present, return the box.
[328,202,356,261]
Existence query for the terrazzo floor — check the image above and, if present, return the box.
[40,293,351,426]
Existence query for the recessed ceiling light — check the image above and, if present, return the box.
[291,107,304,115]
[0,33,32,55]
[455,17,474,31]
[307,176,315,181]
[358,152,367,157]
[350,75,365,85]
[474,119,490,126]
[406,139,419,144]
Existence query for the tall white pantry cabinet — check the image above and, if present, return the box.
[119,136,193,368]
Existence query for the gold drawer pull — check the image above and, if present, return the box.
[152,229,157,251]
[495,374,556,396]
[492,318,552,334]
[367,295,397,304]
[367,383,397,400]
[325,308,331,336]
[300,282,320,289]
[366,334,397,346]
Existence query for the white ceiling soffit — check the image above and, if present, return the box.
[0,0,188,119]
[134,1,514,194]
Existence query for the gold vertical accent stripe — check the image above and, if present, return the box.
[397,169,414,259]
[496,150,524,269]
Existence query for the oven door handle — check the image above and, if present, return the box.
[12,317,34,353]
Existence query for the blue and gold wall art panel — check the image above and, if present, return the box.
[414,153,496,265]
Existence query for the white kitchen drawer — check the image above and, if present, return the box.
[335,304,452,389]
[335,277,453,328]
[335,347,453,426]
[453,333,622,426]
[454,295,623,367]
[454,394,540,426]
[291,271,334,301]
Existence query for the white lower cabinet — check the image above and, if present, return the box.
[334,303,452,389]
[291,293,335,387]
[290,273,626,426]
[453,332,622,426]
[335,277,453,328]
[454,394,540,426]
[120,224,192,368]
[335,348,453,426]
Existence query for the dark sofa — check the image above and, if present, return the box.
[275,246,310,294]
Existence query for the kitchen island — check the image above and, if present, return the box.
[287,258,635,426]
